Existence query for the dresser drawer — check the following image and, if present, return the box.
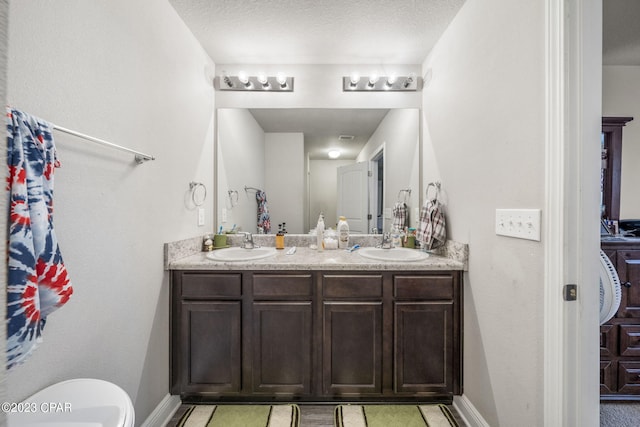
[253,274,313,298]
[393,275,454,300]
[322,274,383,298]
[181,273,242,298]
[618,361,640,395]
[620,325,640,357]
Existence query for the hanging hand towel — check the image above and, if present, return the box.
[6,108,73,370]
[255,190,271,234]
[392,201,408,230]
[416,195,446,250]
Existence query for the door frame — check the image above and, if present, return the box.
[545,0,601,426]
[368,143,385,234]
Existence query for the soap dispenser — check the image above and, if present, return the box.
[316,213,325,251]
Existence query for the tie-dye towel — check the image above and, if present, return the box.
[6,108,73,369]
[255,190,271,234]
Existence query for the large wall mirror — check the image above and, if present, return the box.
[215,108,421,235]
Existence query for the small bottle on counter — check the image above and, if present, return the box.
[316,213,325,251]
[276,223,285,250]
[337,216,349,249]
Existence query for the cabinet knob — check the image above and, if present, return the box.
[623,281,632,288]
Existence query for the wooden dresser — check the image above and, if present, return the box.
[600,239,640,400]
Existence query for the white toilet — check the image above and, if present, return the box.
[7,378,135,427]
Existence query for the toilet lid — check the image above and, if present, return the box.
[8,378,134,427]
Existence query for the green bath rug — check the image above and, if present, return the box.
[177,404,300,427]
[334,404,459,427]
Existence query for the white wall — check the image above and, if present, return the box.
[265,133,304,233]
[357,109,420,230]
[217,109,265,233]
[6,1,215,425]
[603,66,640,220]
[422,0,545,425]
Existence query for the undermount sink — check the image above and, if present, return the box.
[206,247,277,262]
[357,247,429,262]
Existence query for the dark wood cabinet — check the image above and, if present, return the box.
[600,243,640,399]
[323,302,383,395]
[171,269,462,402]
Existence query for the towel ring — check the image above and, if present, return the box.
[189,181,207,206]
[397,189,411,203]
[426,182,441,201]
[228,190,239,207]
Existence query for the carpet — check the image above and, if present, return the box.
[334,404,459,427]
[600,402,640,427]
[176,404,300,427]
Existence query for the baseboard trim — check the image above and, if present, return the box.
[140,393,181,427]
[453,394,490,427]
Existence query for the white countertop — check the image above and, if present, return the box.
[168,246,465,271]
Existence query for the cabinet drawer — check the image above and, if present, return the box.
[620,325,640,356]
[253,274,313,298]
[323,275,383,298]
[394,275,453,300]
[181,273,242,298]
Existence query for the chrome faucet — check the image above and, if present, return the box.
[241,232,255,249]
[380,233,392,249]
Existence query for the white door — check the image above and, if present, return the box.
[337,162,369,234]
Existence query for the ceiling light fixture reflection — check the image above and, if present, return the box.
[328,150,341,159]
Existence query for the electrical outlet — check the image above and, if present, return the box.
[495,209,541,241]
[222,208,228,223]
[198,208,205,226]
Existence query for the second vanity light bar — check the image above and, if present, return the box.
[217,72,294,92]
[343,73,422,91]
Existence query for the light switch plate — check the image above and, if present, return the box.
[495,209,541,241]
[198,208,205,226]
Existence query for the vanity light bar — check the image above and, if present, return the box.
[342,75,422,92]
[216,74,294,92]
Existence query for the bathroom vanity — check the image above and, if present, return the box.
[167,242,465,403]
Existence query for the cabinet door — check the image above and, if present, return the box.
[617,251,640,317]
[323,302,382,395]
[252,302,312,395]
[395,302,453,394]
[181,301,241,393]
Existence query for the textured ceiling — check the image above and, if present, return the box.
[603,0,640,66]
[168,0,466,64]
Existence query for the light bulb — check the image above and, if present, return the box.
[238,71,251,88]
[257,73,269,88]
[368,74,379,88]
[349,73,360,87]
[276,73,287,88]
[386,74,397,87]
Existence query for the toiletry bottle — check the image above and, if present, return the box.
[390,226,402,248]
[316,213,325,251]
[337,216,349,249]
[276,223,285,250]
